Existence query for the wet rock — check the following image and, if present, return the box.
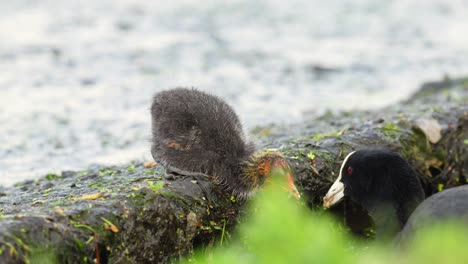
[414,118,442,143]
[62,171,75,178]
[0,76,466,263]
[40,182,55,191]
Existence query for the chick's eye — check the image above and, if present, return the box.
[347,166,353,175]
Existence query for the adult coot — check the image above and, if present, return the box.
[396,184,468,243]
[323,149,468,240]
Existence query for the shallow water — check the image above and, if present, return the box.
[1,0,468,185]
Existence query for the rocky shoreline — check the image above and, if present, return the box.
[0,76,466,263]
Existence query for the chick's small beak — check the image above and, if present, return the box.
[287,173,301,199]
[268,159,301,199]
[323,176,344,208]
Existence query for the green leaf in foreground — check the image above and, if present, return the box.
[186,177,468,264]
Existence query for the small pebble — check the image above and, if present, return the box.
[144,161,157,168]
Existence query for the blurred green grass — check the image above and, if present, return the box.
[187,176,468,264]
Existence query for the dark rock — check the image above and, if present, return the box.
[0,76,466,263]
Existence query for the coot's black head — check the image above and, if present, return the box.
[323,149,425,236]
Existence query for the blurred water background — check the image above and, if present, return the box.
[1,0,467,185]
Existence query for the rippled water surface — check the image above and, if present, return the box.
[1,0,468,185]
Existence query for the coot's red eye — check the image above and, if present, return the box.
[347,166,353,175]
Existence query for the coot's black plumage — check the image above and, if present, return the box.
[396,184,468,242]
[323,149,468,240]
[151,88,300,200]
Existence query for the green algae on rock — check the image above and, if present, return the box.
[0,76,467,263]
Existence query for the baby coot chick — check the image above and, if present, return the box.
[151,88,300,200]
[323,149,468,240]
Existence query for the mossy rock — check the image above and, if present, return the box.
[0,76,466,263]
